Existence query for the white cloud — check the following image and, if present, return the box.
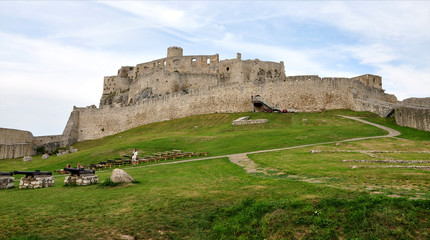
[376,64,430,100]
[0,32,124,135]
[99,1,207,31]
[1,0,430,136]
[212,33,356,77]
[339,44,399,65]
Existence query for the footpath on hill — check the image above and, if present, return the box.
[130,115,401,170]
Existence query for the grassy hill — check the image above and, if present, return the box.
[1,110,429,239]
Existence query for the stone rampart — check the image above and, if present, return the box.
[73,77,396,141]
[33,135,65,153]
[401,97,430,108]
[395,106,430,132]
[0,128,34,159]
[352,99,396,117]
[0,128,33,144]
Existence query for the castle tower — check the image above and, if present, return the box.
[167,46,183,58]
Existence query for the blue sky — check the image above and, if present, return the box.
[1,1,429,136]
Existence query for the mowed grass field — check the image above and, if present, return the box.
[0,110,429,239]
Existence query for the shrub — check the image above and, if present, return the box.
[99,178,120,187]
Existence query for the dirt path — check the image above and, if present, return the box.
[227,115,400,172]
[90,115,425,199]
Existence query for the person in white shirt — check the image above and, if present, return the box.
[132,148,138,166]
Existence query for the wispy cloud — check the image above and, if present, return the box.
[99,1,208,31]
[1,1,429,135]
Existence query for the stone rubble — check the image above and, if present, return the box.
[22,156,32,162]
[56,146,78,156]
[0,176,15,189]
[232,116,269,126]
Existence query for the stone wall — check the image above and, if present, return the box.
[32,135,64,153]
[19,176,54,189]
[352,99,396,117]
[0,128,34,159]
[395,106,430,132]
[64,174,98,186]
[73,77,397,141]
[100,47,288,109]
[401,97,430,108]
[352,74,382,89]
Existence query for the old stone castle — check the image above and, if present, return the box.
[1,47,429,159]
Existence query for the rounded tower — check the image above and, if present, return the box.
[167,46,183,58]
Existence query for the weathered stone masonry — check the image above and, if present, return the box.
[1,47,428,159]
[0,128,34,159]
[66,47,402,141]
[395,98,430,132]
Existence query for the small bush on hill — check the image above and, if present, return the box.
[99,178,120,187]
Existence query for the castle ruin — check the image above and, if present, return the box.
[1,47,428,159]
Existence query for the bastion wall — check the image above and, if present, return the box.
[0,128,34,159]
[394,97,430,132]
[5,47,429,160]
[74,77,396,141]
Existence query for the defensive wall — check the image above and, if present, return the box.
[3,47,429,159]
[394,97,430,132]
[0,128,34,159]
[72,76,396,141]
[69,46,398,141]
[0,110,81,159]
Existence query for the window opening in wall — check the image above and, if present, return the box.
[207,58,210,64]
[226,67,230,71]
[163,60,166,66]
[192,58,196,63]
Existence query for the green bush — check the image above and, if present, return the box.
[99,178,120,187]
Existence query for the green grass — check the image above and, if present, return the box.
[0,110,386,173]
[1,110,429,239]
